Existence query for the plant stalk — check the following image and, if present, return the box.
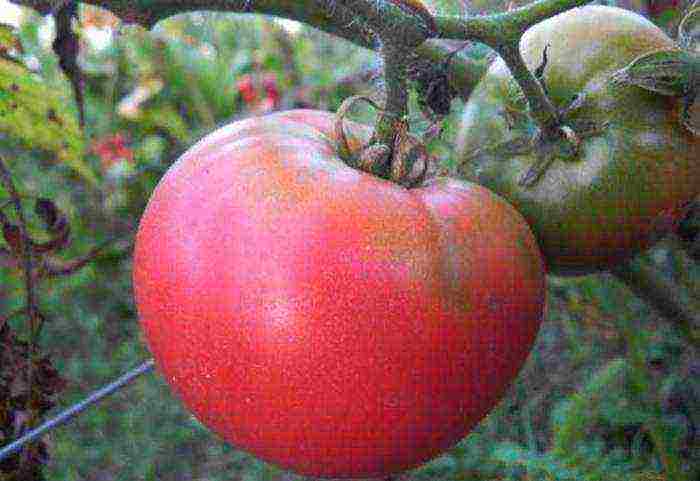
[610,256,700,348]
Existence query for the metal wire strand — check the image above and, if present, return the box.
[0,358,155,463]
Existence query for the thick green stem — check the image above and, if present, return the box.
[434,0,590,39]
[340,0,435,48]
[495,43,561,135]
[8,0,577,112]
[376,42,408,124]
[369,41,408,174]
[610,257,700,348]
[12,0,435,47]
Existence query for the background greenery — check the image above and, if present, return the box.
[0,0,698,480]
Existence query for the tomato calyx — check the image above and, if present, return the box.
[609,5,700,136]
[461,102,609,189]
[334,95,431,188]
[611,48,700,136]
[459,42,611,188]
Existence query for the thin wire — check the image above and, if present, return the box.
[0,358,155,463]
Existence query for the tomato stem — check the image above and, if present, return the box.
[610,256,700,349]
[434,0,591,144]
[367,42,410,177]
[19,0,601,156]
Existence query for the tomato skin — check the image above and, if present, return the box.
[133,110,545,478]
[456,5,700,275]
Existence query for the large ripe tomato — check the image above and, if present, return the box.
[133,109,545,478]
[456,5,700,275]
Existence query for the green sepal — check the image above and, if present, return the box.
[611,48,698,98]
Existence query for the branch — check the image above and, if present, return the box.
[40,236,132,278]
[435,0,591,40]
[341,0,436,48]
[610,256,700,348]
[8,1,364,45]
[365,41,409,176]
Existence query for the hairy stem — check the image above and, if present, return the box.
[8,0,575,121]
[371,42,408,151]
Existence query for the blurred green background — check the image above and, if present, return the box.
[0,0,698,480]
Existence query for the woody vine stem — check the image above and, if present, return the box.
[11,0,589,146]
[2,0,698,478]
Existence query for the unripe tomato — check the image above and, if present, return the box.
[133,110,545,478]
[456,5,700,275]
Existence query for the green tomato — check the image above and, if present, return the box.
[457,5,700,275]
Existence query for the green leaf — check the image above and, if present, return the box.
[0,58,98,186]
[138,104,190,143]
[552,358,629,456]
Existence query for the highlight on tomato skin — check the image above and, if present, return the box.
[456,5,700,276]
[133,109,547,478]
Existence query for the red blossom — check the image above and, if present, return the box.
[236,72,281,113]
[91,133,134,171]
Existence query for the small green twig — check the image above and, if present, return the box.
[40,236,132,278]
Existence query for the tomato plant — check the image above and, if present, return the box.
[457,5,700,275]
[133,109,546,478]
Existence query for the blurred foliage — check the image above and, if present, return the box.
[0,0,698,480]
[0,25,95,185]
